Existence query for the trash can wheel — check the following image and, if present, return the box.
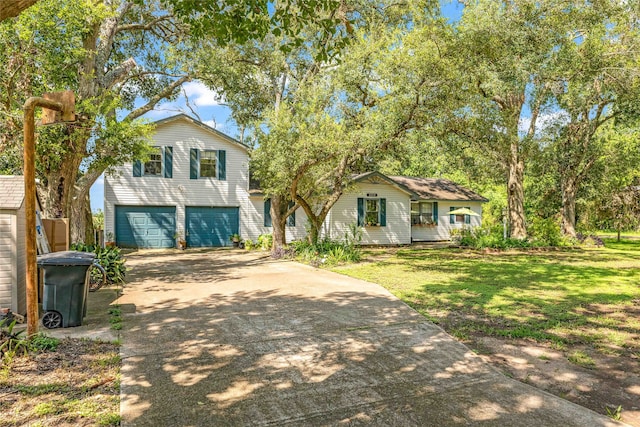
[42,311,63,329]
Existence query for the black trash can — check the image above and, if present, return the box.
[37,251,95,328]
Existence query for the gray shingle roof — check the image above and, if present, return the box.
[389,176,489,202]
[0,176,25,210]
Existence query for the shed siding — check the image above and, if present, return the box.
[105,119,251,240]
[0,212,16,312]
[15,207,26,314]
[327,183,411,245]
[411,201,483,241]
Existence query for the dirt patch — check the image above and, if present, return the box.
[464,334,640,426]
[0,339,120,426]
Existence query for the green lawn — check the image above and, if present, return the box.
[332,239,640,356]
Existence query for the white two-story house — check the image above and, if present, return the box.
[104,115,487,248]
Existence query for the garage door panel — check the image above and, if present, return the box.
[186,207,239,247]
[115,206,176,249]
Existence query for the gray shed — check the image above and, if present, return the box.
[0,176,29,315]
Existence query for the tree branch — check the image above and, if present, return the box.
[125,76,190,120]
[116,15,174,34]
[102,58,137,88]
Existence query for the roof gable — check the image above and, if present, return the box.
[153,114,248,152]
[353,172,417,197]
[0,176,26,209]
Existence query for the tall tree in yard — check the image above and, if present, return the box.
[449,1,570,239]
[0,0,348,244]
[250,5,452,247]
[194,3,356,249]
[543,2,640,237]
[0,0,189,243]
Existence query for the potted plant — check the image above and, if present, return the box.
[173,229,187,250]
[105,231,116,248]
[229,233,242,248]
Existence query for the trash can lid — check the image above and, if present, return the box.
[37,251,96,266]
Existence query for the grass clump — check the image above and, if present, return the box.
[108,307,122,331]
[290,239,361,266]
[568,350,596,368]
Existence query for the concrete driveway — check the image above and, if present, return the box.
[118,250,622,426]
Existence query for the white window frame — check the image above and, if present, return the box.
[411,202,434,225]
[365,198,380,226]
[199,150,217,178]
[143,147,162,176]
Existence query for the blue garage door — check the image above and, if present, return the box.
[115,206,176,248]
[186,207,239,247]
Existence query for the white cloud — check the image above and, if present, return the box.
[182,81,225,107]
[519,111,570,135]
[203,119,226,131]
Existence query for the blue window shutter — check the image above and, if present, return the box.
[190,149,198,179]
[264,198,272,227]
[287,201,296,226]
[450,206,455,224]
[133,160,142,177]
[164,146,173,178]
[433,202,438,225]
[380,198,386,226]
[465,206,471,224]
[217,150,226,180]
[357,198,364,227]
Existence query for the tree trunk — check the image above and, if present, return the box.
[296,201,331,246]
[507,141,527,239]
[561,178,578,238]
[269,195,287,251]
[308,219,321,246]
[617,228,621,242]
[67,184,94,244]
[84,197,95,245]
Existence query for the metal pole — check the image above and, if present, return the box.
[23,96,65,337]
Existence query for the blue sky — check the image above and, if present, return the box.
[90,1,464,212]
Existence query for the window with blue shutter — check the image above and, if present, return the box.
[433,202,438,225]
[287,201,296,226]
[450,206,455,224]
[133,160,142,177]
[465,206,471,224]
[379,198,386,226]
[357,198,365,227]
[164,146,173,178]
[190,148,226,180]
[217,150,226,180]
[264,198,272,227]
[190,148,198,179]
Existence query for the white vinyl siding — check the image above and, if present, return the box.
[327,183,411,245]
[244,197,308,243]
[105,118,250,240]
